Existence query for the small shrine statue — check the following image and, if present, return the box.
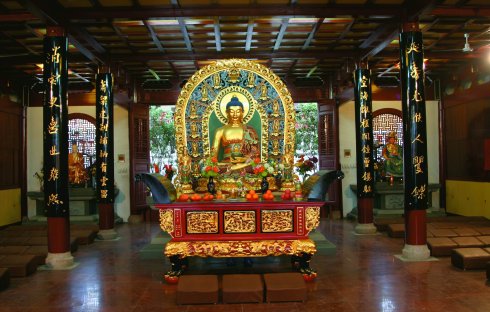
[68,141,88,186]
[212,95,259,171]
[382,131,403,177]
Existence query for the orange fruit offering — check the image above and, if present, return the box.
[252,193,259,200]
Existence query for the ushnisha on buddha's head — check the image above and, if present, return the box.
[225,95,244,125]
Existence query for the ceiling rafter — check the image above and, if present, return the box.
[214,17,222,52]
[245,18,254,52]
[20,0,104,64]
[144,20,165,53]
[302,18,324,51]
[274,18,289,51]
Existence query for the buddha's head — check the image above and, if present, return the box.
[225,96,244,125]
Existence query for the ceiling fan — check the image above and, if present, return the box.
[432,33,474,53]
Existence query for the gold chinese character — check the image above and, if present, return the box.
[99,150,108,158]
[101,189,108,198]
[47,193,63,205]
[99,95,108,105]
[49,96,60,108]
[413,91,423,102]
[360,119,369,128]
[361,145,371,154]
[100,176,108,186]
[99,122,108,132]
[48,167,59,181]
[360,105,370,114]
[363,185,372,193]
[47,74,60,86]
[360,91,369,101]
[99,136,108,145]
[100,80,107,93]
[413,113,422,122]
[49,145,59,156]
[101,162,107,173]
[412,134,424,144]
[48,116,58,134]
[406,42,421,54]
[411,184,426,199]
[51,45,61,63]
[363,157,370,168]
[361,75,368,88]
[362,133,370,140]
[413,156,424,174]
[99,109,108,120]
[410,62,420,80]
[362,172,372,182]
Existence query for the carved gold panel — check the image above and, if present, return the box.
[186,211,218,234]
[224,210,256,233]
[159,209,173,234]
[261,209,293,233]
[165,239,317,258]
[305,206,321,232]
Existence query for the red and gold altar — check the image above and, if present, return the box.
[149,59,329,282]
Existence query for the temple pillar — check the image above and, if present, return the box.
[43,26,74,269]
[353,68,376,234]
[399,23,430,260]
[96,69,118,240]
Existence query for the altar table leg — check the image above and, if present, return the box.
[291,253,317,280]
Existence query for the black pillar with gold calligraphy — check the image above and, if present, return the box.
[399,25,430,259]
[353,69,376,234]
[96,72,117,238]
[43,26,74,267]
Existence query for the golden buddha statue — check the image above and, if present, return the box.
[68,141,88,186]
[212,95,259,171]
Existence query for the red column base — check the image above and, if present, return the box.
[47,217,71,253]
[357,197,374,224]
[405,209,427,245]
[98,203,115,230]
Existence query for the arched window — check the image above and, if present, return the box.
[372,108,403,162]
[68,113,96,168]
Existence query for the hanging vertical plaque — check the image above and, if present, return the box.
[43,35,69,217]
[354,69,375,198]
[399,31,428,210]
[96,73,114,203]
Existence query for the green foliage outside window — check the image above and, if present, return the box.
[295,102,319,157]
[149,106,176,170]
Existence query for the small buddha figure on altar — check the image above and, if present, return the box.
[68,141,88,186]
[382,131,403,177]
[271,99,280,117]
[179,149,192,183]
[201,85,209,102]
[212,95,259,171]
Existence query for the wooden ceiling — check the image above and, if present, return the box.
[1,0,490,92]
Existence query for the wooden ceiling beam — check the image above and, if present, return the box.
[214,18,222,52]
[431,7,490,17]
[58,5,401,19]
[20,0,105,64]
[245,18,254,52]
[144,20,165,53]
[302,18,323,50]
[274,18,289,51]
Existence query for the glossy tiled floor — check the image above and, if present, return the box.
[1,219,489,312]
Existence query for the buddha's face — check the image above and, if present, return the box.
[226,106,244,125]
